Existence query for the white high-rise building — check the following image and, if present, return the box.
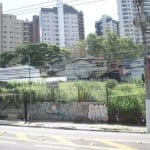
[95,15,119,37]
[39,4,84,47]
[117,0,142,43]
[142,0,150,45]
[117,0,150,45]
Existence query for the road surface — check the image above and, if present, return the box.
[0,125,150,150]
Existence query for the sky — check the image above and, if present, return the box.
[0,0,118,36]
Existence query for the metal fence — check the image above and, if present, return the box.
[0,94,24,121]
[106,87,145,124]
[0,86,146,125]
[46,88,107,102]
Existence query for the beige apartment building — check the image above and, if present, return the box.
[0,3,24,53]
[0,4,40,53]
[2,14,24,53]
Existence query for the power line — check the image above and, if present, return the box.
[4,0,78,13]
[6,4,55,15]
[4,0,54,12]
[70,0,104,6]
[4,0,104,16]
[17,0,104,16]
[4,0,79,14]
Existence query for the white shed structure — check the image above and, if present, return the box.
[0,65,40,81]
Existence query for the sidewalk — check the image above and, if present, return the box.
[0,120,147,133]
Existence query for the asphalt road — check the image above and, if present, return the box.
[0,125,150,150]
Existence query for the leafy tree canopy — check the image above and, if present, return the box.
[0,51,16,67]
[86,33,104,57]
[0,43,69,68]
[85,32,143,67]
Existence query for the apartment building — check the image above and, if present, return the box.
[2,14,24,53]
[95,15,119,37]
[0,2,84,53]
[117,0,143,43]
[23,20,32,44]
[39,4,85,47]
[0,4,2,53]
[23,15,40,44]
[0,3,40,53]
[78,11,85,40]
[0,3,24,53]
[32,15,40,43]
[142,0,150,45]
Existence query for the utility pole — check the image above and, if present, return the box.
[28,55,32,122]
[134,0,150,132]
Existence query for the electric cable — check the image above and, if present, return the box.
[4,0,54,12]
[4,0,104,15]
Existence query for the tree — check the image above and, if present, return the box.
[15,43,69,68]
[46,45,69,65]
[67,40,87,62]
[102,32,120,69]
[86,33,104,57]
[0,43,69,69]
[118,38,143,60]
[102,32,143,69]
[16,43,49,67]
[0,51,16,67]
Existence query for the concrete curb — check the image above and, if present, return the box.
[0,120,147,133]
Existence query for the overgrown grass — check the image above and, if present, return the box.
[0,79,146,124]
[0,80,144,103]
[106,81,145,124]
[59,81,106,102]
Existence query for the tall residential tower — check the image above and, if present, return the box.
[39,3,85,47]
[117,0,150,44]
[95,15,119,37]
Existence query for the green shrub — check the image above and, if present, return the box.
[0,80,146,124]
[108,83,145,124]
[105,79,118,89]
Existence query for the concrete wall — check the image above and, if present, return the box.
[30,102,108,122]
[0,101,108,122]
